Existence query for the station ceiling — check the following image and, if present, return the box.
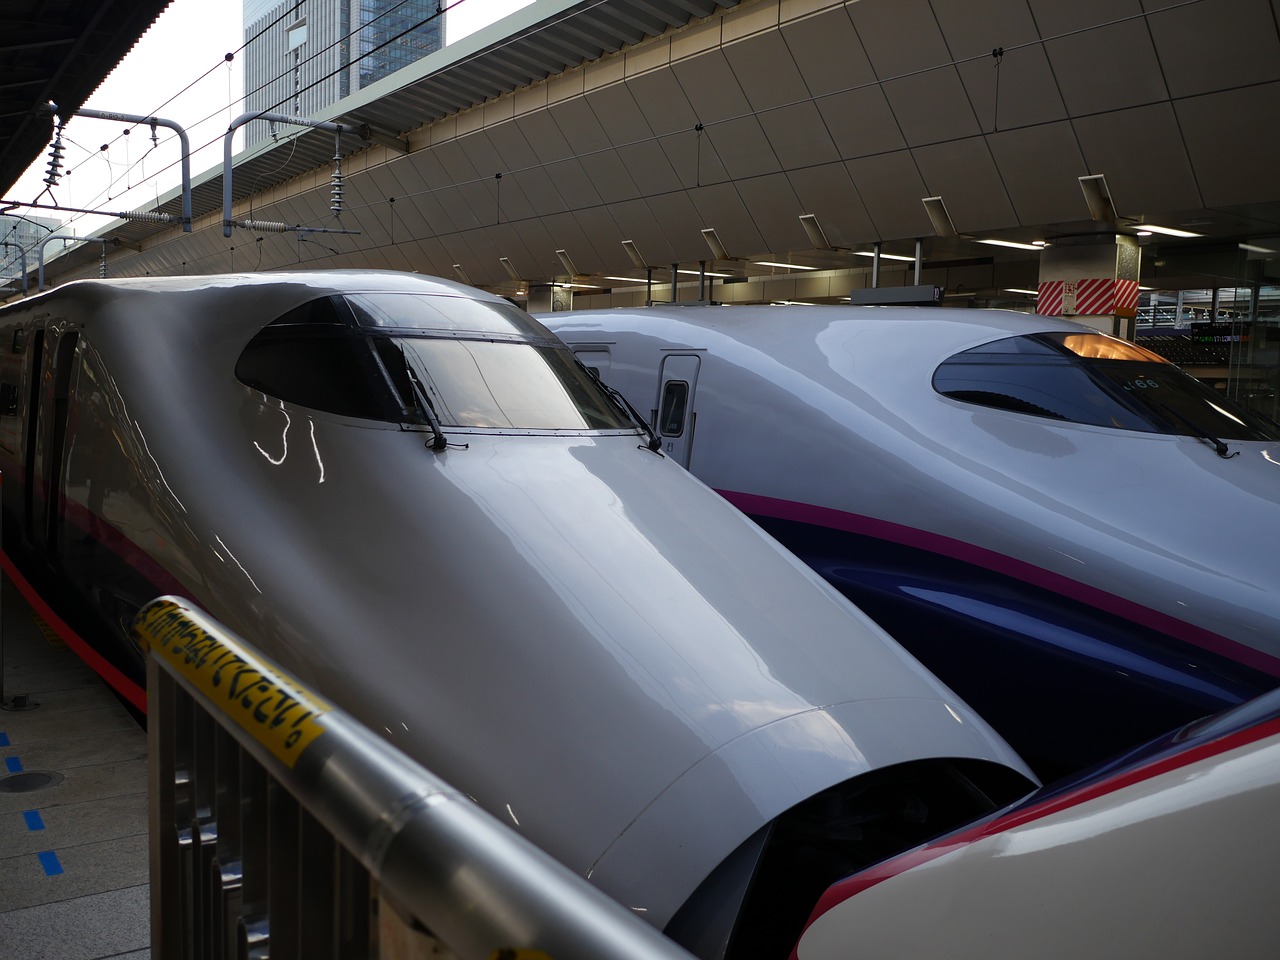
[0,0,172,198]
[19,0,1280,302]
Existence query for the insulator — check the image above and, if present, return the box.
[44,127,67,188]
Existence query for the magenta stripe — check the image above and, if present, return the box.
[719,489,1280,677]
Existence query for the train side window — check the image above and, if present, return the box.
[236,298,395,420]
[0,381,18,416]
[660,381,688,437]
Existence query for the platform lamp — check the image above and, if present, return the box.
[499,257,521,280]
[1079,174,1117,225]
[622,240,655,304]
[452,263,474,286]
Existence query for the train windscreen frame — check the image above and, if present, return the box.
[933,331,1280,441]
[235,294,635,432]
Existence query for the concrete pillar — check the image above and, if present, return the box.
[1036,234,1141,339]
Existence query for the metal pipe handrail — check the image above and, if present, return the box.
[137,596,694,960]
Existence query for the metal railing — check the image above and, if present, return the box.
[139,597,695,960]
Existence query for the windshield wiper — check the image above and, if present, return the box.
[597,378,662,454]
[400,353,450,452]
[1148,397,1238,459]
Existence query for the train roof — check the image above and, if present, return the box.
[548,304,1098,383]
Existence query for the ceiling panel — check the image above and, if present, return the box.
[430,139,483,185]
[722,31,811,112]
[547,98,614,154]
[849,0,952,77]
[542,158,605,209]
[784,163,876,246]
[540,211,599,274]
[688,181,768,256]
[986,122,1090,225]
[734,173,808,250]
[912,137,1016,233]
[455,133,504,180]
[844,151,933,239]
[577,151,643,202]
[1074,103,1202,214]
[486,222,539,278]
[705,116,782,180]
[1027,0,1144,34]
[670,50,753,124]
[778,6,874,97]
[757,102,840,169]
[1175,83,1280,207]
[584,83,654,143]
[509,218,559,277]
[929,0,1041,57]
[615,140,686,195]
[516,111,578,164]
[483,123,542,172]
[955,45,1067,130]
[1145,0,1280,98]
[645,191,711,261]
[605,198,675,267]
[506,167,569,217]
[659,130,728,191]
[1043,20,1167,115]
[881,67,983,146]
[625,69,700,136]
[571,205,630,270]
[815,86,906,159]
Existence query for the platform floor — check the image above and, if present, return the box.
[0,577,149,960]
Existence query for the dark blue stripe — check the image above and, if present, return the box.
[4,756,22,773]
[37,851,63,876]
[0,732,9,746]
[23,810,45,831]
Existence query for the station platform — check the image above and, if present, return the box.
[0,575,149,959]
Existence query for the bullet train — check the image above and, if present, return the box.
[795,685,1280,960]
[0,272,1034,960]
[543,305,1280,779]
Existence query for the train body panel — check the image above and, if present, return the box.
[544,306,1280,775]
[0,274,1034,955]
[796,689,1280,959]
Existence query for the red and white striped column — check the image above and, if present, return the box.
[1037,235,1141,339]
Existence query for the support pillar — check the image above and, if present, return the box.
[1036,235,1140,339]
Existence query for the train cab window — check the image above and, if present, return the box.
[235,297,396,420]
[659,381,689,437]
[237,293,635,432]
[934,332,1280,441]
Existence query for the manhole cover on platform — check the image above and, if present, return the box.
[0,770,64,793]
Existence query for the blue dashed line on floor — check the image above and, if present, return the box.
[37,851,63,876]
[23,810,45,831]
[4,755,22,773]
[0,732,9,746]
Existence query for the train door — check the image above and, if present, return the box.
[656,353,700,468]
[21,326,44,540]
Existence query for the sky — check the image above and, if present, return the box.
[5,0,535,240]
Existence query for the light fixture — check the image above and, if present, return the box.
[452,263,473,285]
[977,238,1045,251]
[678,268,733,277]
[1004,288,1041,296]
[1136,230,1153,237]
[921,196,958,238]
[853,250,917,262]
[799,213,834,251]
[1078,174,1116,224]
[1137,224,1204,238]
[499,257,520,279]
[753,260,818,271]
[701,228,730,261]
[555,249,580,276]
[603,276,646,283]
[621,240,646,268]
[1240,242,1278,255]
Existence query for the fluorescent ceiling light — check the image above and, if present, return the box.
[1239,243,1277,255]
[753,260,818,271]
[677,268,733,277]
[701,228,730,260]
[977,238,1045,251]
[853,250,917,262]
[1137,224,1203,238]
[603,276,645,283]
[1004,288,1040,296]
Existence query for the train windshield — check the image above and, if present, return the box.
[235,293,635,431]
[933,331,1280,441]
